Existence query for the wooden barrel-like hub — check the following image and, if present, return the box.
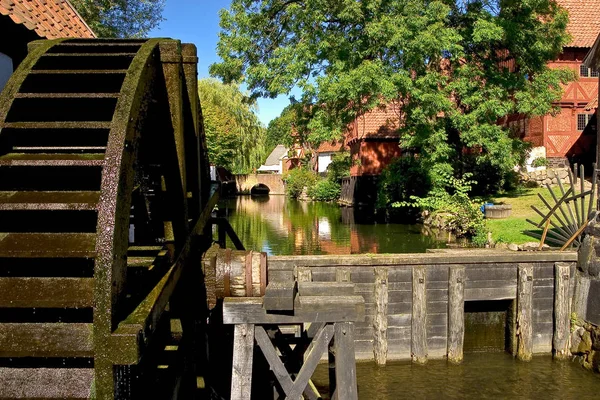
[485,204,512,219]
[202,245,267,309]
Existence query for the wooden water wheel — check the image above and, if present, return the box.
[526,164,597,249]
[0,38,215,399]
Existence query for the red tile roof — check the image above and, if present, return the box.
[0,0,95,39]
[555,0,600,48]
[316,139,347,153]
[346,103,401,143]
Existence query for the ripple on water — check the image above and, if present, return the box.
[311,353,600,399]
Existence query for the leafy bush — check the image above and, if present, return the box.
[327,152,351,184]
[284,168,317,199]
[395,172,488,241]
[309,179,341,201]
[531,157,549,168]
[376,156,431,209]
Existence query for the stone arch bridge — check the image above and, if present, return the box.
[234,173,286,194]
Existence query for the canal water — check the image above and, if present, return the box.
[219,195,600,398]
[312,353,600,399]
[219,195,450,255]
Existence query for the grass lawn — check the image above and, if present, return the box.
[484,186,570,244]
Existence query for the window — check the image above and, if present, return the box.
[580,64,599,78]
[577,113,595,131]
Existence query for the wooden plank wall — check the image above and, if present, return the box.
[268,252,577,362]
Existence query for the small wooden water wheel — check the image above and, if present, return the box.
[0,38,215,399]
[525,164,597,249]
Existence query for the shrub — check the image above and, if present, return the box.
[327,152,351,184]
[376,156,431,210]
[309,179,341,201]
[284,168,317,198]
[531,157,549,168]
[395,172,488,241]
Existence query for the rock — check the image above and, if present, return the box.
[547,169,555,179]
[508,243,519,251]
[571,327,585,354]
[495,242,509,250]
[521,242,540,251]
[591,326,600,351]
[543,178,552,185]
[558,169,568,179]
[551,178,558,184]
[578,330,593,354]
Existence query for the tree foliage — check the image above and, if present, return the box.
[70,0,165,38]
[211,0,573,192]
[198,78,267,174]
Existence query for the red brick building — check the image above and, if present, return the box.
[514,0,600,168]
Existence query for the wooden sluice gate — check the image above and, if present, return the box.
[205,248,580,380]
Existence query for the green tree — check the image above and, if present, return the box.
[70,0,165,38]
[266,105,296,150]
[198,78,267,173]
[211,0,573,193]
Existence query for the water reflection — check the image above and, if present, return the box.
[219,196,450,255]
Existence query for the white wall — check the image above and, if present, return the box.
[318,152,334,173]
[0,53,13,92]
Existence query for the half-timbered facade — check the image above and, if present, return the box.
[517,0,600,167]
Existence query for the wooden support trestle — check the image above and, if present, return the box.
[223,284,364,400]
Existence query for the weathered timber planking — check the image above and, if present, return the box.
[373,267,388,365]
[533,278,554,287]
[387,281,412,291]
[533,285,554,297]
[426,267,449,282]
[355,339,374,355]
[426,313,448,326]
[298,282,355,297]
[426,288,448,301]
[296,266,312,282]
[268,269,294,282]
[223,298,364,324]
[387,269,412,281]
[333,322,358,400]
[0,277,94,308]
[231,324,254,400]
[426,280,449,289]
[387,314,412,327]
[412,266,427,364]
[517,264,533,361]
[358,291,376,303]
[427,325,449,337]
[267,252,576,269]
[336,267,352,282]
[465,287,516,301]
[387,302,412,315]
[532,297,554,310]
[310,269,336,282]
[388,291,412,303]
[387,339,411,360]
[532,310,553,323]
[354,326,374,338]
[0,368,94,399]
[448,266,465,363]
[354,282,376,293]
[532,265,555,279]
[465,267,518,282]
[263,281,296,311]
[427,300,449,314]
[387,326,411,340]
[254,326,294,395]
[0,323,93,357]
[465,280,517,289]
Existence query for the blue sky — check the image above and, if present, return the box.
[148,0,292,126]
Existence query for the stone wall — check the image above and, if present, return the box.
[570,321,600,372]
[520,167,569,186]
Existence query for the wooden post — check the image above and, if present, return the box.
[517,264,533,361]
[448,266,465,364]
[334,322,358,400]
[296,266,312,282]
[231,324,254,400]
[412,266,427,364]
[373,267,388,365]
[336,268,351,282]
[553,263,571,359]
[573,272,590,320]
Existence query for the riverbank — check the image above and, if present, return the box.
[485,186,564,245]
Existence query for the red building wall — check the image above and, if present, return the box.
[350,140,403,177]
[523,48,598,158]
